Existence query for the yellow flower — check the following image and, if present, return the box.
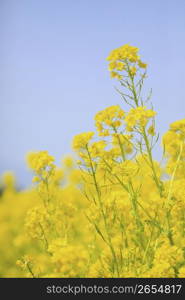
[107,44,147,82]
[130,66,137,76]
[1,43,185,280]
[178,266,185,277]
[138,60,147,68]
[62,156,74,168]
[95,105,125,135]
[148,125,155,136]
[110,71,122,80]
[1,171,16,189]
[26,151,55,174]
[125,106,156,130]
[107,44,139,63]
[72,132,94,150]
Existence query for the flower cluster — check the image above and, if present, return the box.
[163,119,185,178]
[27,151,55,183]
[72,132,94,151]
[107,44,147,80]
[125,106,156,131]
[95,105,125,136]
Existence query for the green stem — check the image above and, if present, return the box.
[26,262,36,278]
[39,222,49,251]
[126,61,139,106]
[128,181,145,250]
[112,126,126,161]
[142,127,163,195]
[86,146,120,276]
[165,144,183,245]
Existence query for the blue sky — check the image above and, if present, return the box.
[0,0,185,186]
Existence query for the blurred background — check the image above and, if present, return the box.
[0,0,185,186]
